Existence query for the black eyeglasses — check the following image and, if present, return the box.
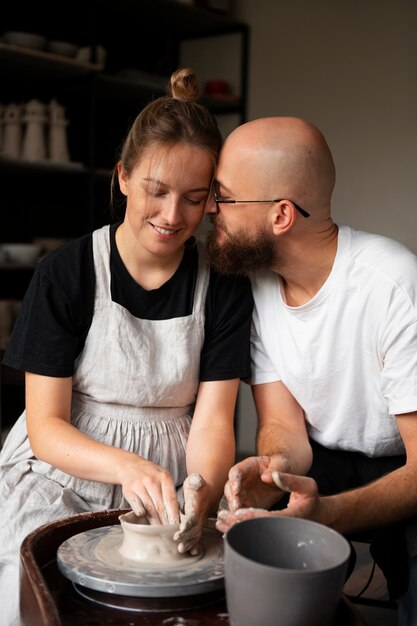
[214,191,310,218]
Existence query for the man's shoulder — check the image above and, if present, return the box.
[343,226,417,302]
[346,226,417,273]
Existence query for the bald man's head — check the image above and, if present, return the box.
[219,117,335,218]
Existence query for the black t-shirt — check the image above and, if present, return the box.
[3,224,253,382]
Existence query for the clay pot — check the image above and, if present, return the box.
[118,511,187,564]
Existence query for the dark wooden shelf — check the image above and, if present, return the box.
[96,0,247,38]
[0,157,89,175]
[0,43,102,77]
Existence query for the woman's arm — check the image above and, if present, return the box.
[186,378,239,517]
[174,378,239,552]
[25,372,179,524]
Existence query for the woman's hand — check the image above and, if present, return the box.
[174,473,207,554]
[25,373,180,525]
[121,455,180,525]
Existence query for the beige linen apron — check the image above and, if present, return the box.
[68,225,209,507]
[0,225,209,625]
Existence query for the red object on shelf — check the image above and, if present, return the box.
[204,80,230,96]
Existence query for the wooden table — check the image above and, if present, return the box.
[20,509,367,626]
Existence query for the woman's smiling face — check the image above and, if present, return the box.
[118,142,214,258]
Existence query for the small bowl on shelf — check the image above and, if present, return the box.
[48,40,79,58]
[0,243,41,265]
[75,45,107,66]
[33,237,68,255]
[2,31,47,51]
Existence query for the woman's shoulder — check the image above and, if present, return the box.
[30,231,96,311]
[38,231,93,275]
[209,266,253,298]
[33,232,95,300]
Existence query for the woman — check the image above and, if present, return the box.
[0,68,253,626]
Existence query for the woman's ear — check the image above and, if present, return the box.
[117,161,128,196]
[271,200,296,235]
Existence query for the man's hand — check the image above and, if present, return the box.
[173,473,207,555]
[271,471,322,520]
[216,506,272,533]
[217,472,323,534]
[224,454,292,512]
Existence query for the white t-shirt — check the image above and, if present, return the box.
[249,225,417,457]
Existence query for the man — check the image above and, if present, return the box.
[207,117,417,625]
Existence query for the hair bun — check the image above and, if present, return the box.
[169,68,200,103]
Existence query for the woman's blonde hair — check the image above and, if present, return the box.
[111,68,222,214]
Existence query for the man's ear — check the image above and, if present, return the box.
[117,161,128,196]
[271,200,296,235]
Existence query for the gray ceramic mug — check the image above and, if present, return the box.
[224,516,351,626]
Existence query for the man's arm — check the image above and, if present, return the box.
[221,381,313,512]
[218,411,417,535]
[319,411,417,534]
[254,380,313,474]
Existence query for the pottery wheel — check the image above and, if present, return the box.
[57,524,224,598]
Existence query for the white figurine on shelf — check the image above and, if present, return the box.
[48,99,70,163]
[2,103,23,159]
[21,99,48,161]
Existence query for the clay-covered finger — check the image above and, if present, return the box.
[228,467,242,494]
[174,514,197,539]
[174,524,201,554]
[224,480,241,511]
[125,494,146,517]
[184,473,205,492]
[161,481,180,525]
[139,495,163,525]
[216,506,268,533]
[216,508,239,525]
[177,537,200,555]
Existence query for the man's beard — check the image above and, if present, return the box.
[206,217,279,276]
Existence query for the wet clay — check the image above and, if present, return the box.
[118,511,189,564]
